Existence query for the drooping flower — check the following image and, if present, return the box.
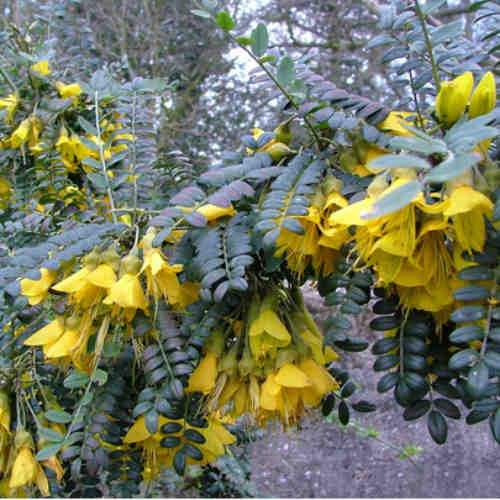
[8,116,43,150]
[123,414,235,479]
[248,298,291,360]
[8,430,49,496]
[20,268,56,305]
[187,352,218,394]
[103,273,148,313]
[0,94,19,124]
[444,185,494,253]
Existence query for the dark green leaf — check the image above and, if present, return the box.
[427,411,448,444]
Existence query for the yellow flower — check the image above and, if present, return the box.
[140,230,185,306]
[444,185,494,253]
[435,71,474,127]
[20,268,56,305]
[469,71,496,118]
[196,204,236,222]
[0,177,12,207]
[0,392,10,432]
[187,352,218,394]
[55,81,81,99]
[248,299,291,360]
[30,60,51,76]
[24,317,80,360]
[103,273,148,312]
[377,111,416,137]
[8,116,43,149]
[0,93,19,124]
[123,415,235,477]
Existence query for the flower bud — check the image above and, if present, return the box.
[469,71,496,118]
[435,71,473,127]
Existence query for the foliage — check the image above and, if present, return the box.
[0,0,499,497]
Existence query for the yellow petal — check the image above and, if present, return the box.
[187,352,218,394]
[469,71,496,118]
[377,111,416,137]
[24,318,64,346]
[260,374,282,410]
[52,267,90,293]
[123,416,150,443]
[196,204,236,222]
[275,363,311,388]
[86,264,117,288]
[436,72,473,126]
[55,82,81,99]
[444,186,494,217]
[9,447,37,489]
[253,309,290,342]
[20,268,56,305]
[44,328,79,358]
[299,359,339,396]
[30,60,51,76]
[329,198,373,227]
[35,464,49,496]
[103,274,148,310]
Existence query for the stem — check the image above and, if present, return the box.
[414,0,441,92]
[0,66,17,93]
[480,282,497,359]
[408,70,425,130]
[227,33,323,150]
[94,91,118,223]
[130,91,139,225]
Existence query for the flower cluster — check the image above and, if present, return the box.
[123,414,235,480]
[21,229,199,373]
[0,393,64,497]
[187,286,339,427]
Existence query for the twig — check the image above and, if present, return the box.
[414,0,441,92]
[226,32,323,151]
[94,91,118,223]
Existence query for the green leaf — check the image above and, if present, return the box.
[427,410,447,445]
[38,427,64,443]
[64,370,90,389]
[448,348,479,370]
[236,36,252,46]
[78,116,98,136]
[390,136,447,155]
[368,154,431,170]
[453,285,489,302]
[424,154,479,184]
[403,399,431,420]
[45,410,73,424]
[458,265,494,281]
[191,9,212,18]
[277,56,295,86]
[450,305,486,323]
[490,408,500,443]
[93,368,108,386]
[364,180,422,219]
[449,325,484,344]
[484,351,500,370]
[87,173,107,191]
[251,23,269,57]
[338,401,350,425]
[467,362,489,399]
[215,11,235,31]
[36,443,63,462]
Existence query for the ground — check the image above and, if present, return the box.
[246,287,500,498]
